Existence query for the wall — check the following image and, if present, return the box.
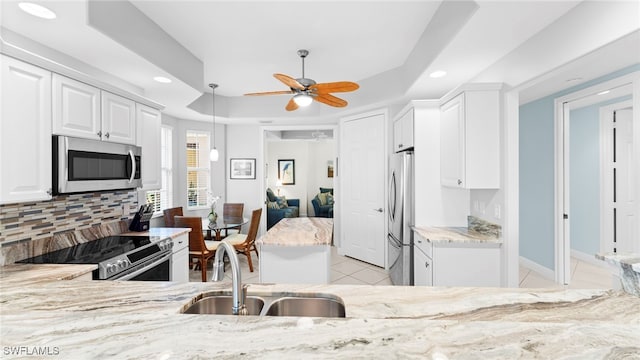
[519,64,639,272]
[226,125,262,226]
[0,190,138,265]
[266,140,335,216]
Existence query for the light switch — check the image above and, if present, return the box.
[494,204,501,219]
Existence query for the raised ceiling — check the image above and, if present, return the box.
[1,0,638,123]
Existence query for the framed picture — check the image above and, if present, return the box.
[230,158,256,179]
[327,160,334,178]
[278,159,295,185]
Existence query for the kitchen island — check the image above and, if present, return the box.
[257,217,333,284]
[1,263,639,359]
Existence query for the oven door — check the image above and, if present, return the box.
[111,252,172,281]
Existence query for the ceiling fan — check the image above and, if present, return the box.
[244,49,359,111]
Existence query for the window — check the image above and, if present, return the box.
[186,131,210,209]
[146,126,173,213]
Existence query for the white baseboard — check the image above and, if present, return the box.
[519,256,555,281]
[570,249,607,268]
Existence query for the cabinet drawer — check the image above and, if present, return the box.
[413,232,432,258]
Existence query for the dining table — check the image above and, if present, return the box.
[202,216,249,241]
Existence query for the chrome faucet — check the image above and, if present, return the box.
[211,241,248,315]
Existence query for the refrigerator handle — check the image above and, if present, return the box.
[388,171,396,222]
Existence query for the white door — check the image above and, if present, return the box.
[340,111,386,266]
[440,94,464,188]
[614,108,636,253]
[0,55,52,204]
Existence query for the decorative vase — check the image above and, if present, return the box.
[208,212,218,223]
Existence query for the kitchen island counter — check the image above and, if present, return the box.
[1,264,639,359]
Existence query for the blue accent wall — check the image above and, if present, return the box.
[519,64,639,271]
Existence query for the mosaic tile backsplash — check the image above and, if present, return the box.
[0,191,138,265]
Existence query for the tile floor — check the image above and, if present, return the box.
[189,246,391,285]
[519,257,614,289]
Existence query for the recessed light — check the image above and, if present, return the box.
[18,2,56,19]
[429,70,447,78]
[597,90,610,96]
[153,76,172,84]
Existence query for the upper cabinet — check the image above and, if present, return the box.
[0,55,52,204]
[393,107,414,152]
[136,104,162,190]
[101,91,136,144]
[52,74,101,140]
[440,85,501,189]
[53,74,136,145]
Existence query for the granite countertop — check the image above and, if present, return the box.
[257,217,333,246]
[413,225,502,244]
[1,264,639,358]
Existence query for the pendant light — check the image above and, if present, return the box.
[209,83,219,162]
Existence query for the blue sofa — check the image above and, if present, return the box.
[266,188,299,230]
[311,187,334,218]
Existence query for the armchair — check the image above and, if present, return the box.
[311,187,334,218]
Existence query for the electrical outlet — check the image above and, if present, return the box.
[473,200,479,212]
[494,204,501,219]
[480,201,486,215]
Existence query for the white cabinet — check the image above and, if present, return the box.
[393,107,414,152]
[432,242,501,287]
[0,55,52,204]
[440,86,501,189]
[53,74,136,145]
[412,230,501,287]
[413,233,433,286]
[52,74,101,140]
[171,234,189,283]
[136,104,162,190]
[101,91,136,144]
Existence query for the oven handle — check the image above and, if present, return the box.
[113,252,172,281]
[128,149,136,184]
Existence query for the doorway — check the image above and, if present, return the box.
[554,77,637,285]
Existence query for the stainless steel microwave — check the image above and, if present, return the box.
[53,135,142,195]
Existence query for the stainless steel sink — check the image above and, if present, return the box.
[183,295,264,315]
[264,296,346,318]
[182,291,346,318]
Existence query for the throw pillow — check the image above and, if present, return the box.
[319,187,334,195]
[317,192,328,205]
[266,188,277,202]
[275,196,288,208]
[267,201,279,209]
[326,193,334,206]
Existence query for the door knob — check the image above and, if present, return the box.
[374,208,383,212]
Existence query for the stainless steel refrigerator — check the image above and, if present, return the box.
[388,151,414,286]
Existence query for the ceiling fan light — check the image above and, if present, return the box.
[209,148,219,162]
[293,93,313,107]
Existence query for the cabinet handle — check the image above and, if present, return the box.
[457,179,462,185]
[425,262,430,268]
[374,208,383,213]
[105,132,110,139]
[398,144,403,148]
[46,188,52,196]
[97,131,102,138]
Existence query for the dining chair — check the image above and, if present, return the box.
[222,203,244,237]
[223,208,262,272]
[163,207,183,227]
[174,216,221,282]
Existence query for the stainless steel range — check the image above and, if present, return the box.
[18,235,173,281]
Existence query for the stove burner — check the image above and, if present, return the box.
[18,235,173,279]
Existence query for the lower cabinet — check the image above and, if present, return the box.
[413,231,501,287]
[171,234,189,283]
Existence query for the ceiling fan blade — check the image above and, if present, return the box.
[274,73,305,90]
[314,93,348,107]
[244,90,294,96]
[285,97,299,111]
[310,81,359,93]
